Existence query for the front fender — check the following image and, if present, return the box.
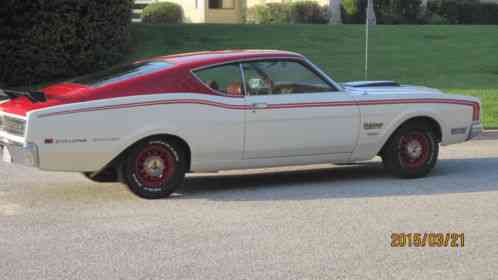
[351,108,447,161]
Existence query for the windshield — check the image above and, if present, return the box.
[70,61,173,87]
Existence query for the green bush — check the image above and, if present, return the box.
[142,2,183,24]
[345,0,423,24]
[474,3,498,24]
[426,13,449,24]
[341,0,362,23]
[342,0,358,15]
[0,0,133,87]
[428,0,498,24]
[374,0,423,24]
[247,3,291,24]
[247,1,329,24]
[290,1,329,24]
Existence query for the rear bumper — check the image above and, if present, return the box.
[467,122,483,140]
[0,138,39,167]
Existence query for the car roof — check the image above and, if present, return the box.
[146,50,305,69]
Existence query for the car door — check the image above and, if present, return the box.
[242,59,360,159]
[191,63,246,165]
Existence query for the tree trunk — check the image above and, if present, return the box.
[329,0,342,24]
[420,0,429,16]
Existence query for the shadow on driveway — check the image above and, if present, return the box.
[176,157,498,201]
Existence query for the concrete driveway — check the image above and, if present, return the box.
[1,134,498,279]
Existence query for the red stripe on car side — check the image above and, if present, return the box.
[37,98,479,120]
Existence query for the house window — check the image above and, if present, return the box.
[209,0,235,9]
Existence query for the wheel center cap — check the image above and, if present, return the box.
[406,140,423,159]
[143,156,165,178]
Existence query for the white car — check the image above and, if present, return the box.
[0,50,482,199]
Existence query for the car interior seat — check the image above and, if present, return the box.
[206,80,219,91]
[226,82,243,96]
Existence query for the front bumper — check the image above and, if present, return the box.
[467,122,483,140]
[0,138,39,167]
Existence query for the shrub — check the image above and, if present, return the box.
[474,3,498,24]
[0,0,133,87]
[341,0,362,23]
[291,1,329,24]
[343,0,498,24]
[247,3,291,24]
[426,13,449,24]
[347,0,423,24]
[142,2,183,24]
[428,0,498,24]
[374,0,423,24]
[342,0,359,15]
[247,1,329,24]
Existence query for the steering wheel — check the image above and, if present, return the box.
[251,64,273,94]
[263,76,274,93]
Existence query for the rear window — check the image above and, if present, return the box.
[70,61,173,87]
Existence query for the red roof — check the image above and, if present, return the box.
[0,50,305,116]
[148,50,304,69]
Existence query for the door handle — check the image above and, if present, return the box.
[251,103,269,110]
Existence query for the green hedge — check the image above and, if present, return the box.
[344,0,498,24]
[428,0,498,24]
[142,2,183,24]
[291,1,330,24]
[247,3,292,24]
[343,0,423,24]
[247,1,329,24]
[0,0,133,87]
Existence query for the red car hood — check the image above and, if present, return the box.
[0,83,96,116]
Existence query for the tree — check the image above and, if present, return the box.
[329,0,342,24]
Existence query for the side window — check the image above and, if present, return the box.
[241,60,335,96]
[194,63,243,96]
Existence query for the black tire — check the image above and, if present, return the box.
[122,137,187,199]
[382,122,439,178]
[82,168,118,183]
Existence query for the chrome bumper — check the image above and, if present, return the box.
[467,122,483,140]
[0,139,39,167]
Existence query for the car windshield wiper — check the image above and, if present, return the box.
[0,88,47,103]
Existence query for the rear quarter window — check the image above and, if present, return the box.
[70,61,173,87]
[193,63,244,96]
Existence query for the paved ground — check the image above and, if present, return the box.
[1,134,498,280]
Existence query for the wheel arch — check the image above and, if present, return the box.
[379,116,442,156]
[101,133,192,176]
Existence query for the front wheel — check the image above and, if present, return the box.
[382,123,439,178]
[123,137,187,199]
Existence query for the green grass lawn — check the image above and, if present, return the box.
[128,23,498,127]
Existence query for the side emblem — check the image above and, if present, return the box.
[364,122,383,130]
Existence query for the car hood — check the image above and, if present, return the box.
[342,81,444,96]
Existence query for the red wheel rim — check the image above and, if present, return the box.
[135,144,176,189]
[398,132,430,169]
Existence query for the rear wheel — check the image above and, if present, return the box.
[122,137,187,199]
[382,123,439,178]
